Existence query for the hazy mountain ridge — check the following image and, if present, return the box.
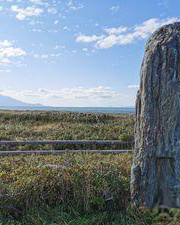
[0,94,135,113]
[0,94,42,107]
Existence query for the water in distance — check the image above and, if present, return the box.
[0,106,135,114]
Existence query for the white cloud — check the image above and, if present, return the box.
[76,34,104,43]
[68,0,84,10]
[0,47,26,57]
[30,0,44,4]
[47,7,57,14]
[0,40,27,64]
[0,69,11,73]
[41,54,48,59]
[96,35,119,49]
[63,26,70,31]
[32,28,43,32]
[104,26,128,34]
[29,20,44,26]
[0,40,13,47]
[83,48,88,52]
[77,17,179,49]
[110,5,120,13]
[133,18,178,39]
[128,85,139,89]
[33,52,61,60]
[54,20,59,25]
[1,58,11,64]
[1,86,134,107]
[158,0,169,8]
[54,45,65,50]
[11,5,43,21]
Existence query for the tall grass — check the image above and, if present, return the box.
[0,111,134,142]
[0,153,132,218]
[0,153,162,225]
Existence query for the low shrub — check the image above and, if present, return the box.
[0,153,132,218]
[0,111,135,146]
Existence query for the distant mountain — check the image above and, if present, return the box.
[0,94,42,107]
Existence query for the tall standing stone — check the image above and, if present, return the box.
[131,22,180,209]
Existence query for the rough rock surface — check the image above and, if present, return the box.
[131,22,180,209]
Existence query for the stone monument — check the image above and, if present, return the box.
[131,22,180,209]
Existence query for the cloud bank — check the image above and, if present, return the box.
[0,86,135,107]
[11,5,44,20]
[0,40,26,64]
[76,17,179,49]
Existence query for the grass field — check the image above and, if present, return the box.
[0,111,134,142]
[0,111,179,225]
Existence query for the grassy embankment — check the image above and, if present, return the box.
[0,111,179,225]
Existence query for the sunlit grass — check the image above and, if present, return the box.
[1,111,177,224]
[0,153,132,218]
[0,111,134,142]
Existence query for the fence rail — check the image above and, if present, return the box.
[0,140,134,156]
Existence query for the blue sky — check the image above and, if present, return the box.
[0,0,179,107]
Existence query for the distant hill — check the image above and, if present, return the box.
[0,94,42,107]
[0,94,135,113]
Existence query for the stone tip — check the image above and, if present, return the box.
[154,21,180,36]
[146,21,180,48]
[158,21,180,31]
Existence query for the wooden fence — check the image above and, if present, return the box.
[0,140,134,156]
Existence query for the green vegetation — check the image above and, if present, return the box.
[0,206,155,225]
[0,153,134,224]
[0,111,179,224]
[0,111,134,142]
[0,153,161,225]
[0,154,131,216]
